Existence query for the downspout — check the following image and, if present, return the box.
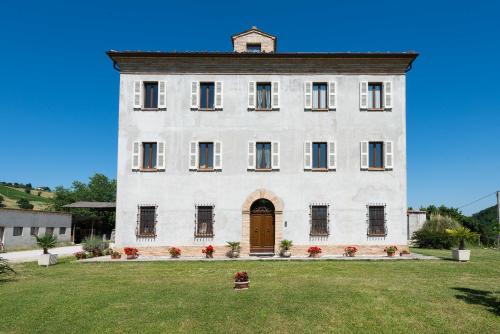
[112,60,120,72]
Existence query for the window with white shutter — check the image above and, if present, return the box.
[328,82,337,110]
[189,141,198,170]
[271,141,280,170]
[190,81,199,109]
[328,141,336,170]
[384,141,393,169]
[158,81,167,109]
[360,81,368,110]
[133,81,142,109]
[271,81,279,109]
[304,81,312,109]
[247,141,256,170]
[132,141,140,170]
[215,81,223,109]
[214,141,222,170]
[248,81,256,109]
[360,141,369,169]
[304,141,312,170]
[157,142,165,170]
[384,81,392,110]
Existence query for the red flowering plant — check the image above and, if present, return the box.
[384,245,398,255]
[234,271,249,282]
[123,247,139,256]
[307,246,322,256]
[169,247,181,258]
[202,245,215,257]
[344,246,358,257]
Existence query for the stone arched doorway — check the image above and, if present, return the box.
[250,199,275,253]
[242,189,283,255]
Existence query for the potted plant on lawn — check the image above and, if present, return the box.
[35,234,58,266]
[169,247,181,258]
[446,226,479,262]
[226,241,240,258]
[234,271,249,290]
[111,250,122,259]
[124,247,139,260]
[344,246,358,257]
[279,239,293,258]
[308,246,322,258]
[202,245,215,258]
[384,245,398,257]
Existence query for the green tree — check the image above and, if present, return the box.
[17,198,34,210]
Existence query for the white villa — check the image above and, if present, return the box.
[107,27,418,256]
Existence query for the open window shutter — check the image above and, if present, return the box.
[190,81,199,109]
[157,142,165,170]
[189,141,198,170]
[272,81,280,108]
[132,141,140,170]
[133,81,142,109]
[272,141,280,170]
[214,141,222,170]
[328,81,337,110]
[384,81,393,109]
[247,141,256,170]
[248,81,256,109]
[385,141,394,169]
[360,81,368,110]
[215,81,223,109]
[360,141,369,169]
[158,81,167,109]
[328,141,336,170]
[304,141,312,170]
[304,81,312,109]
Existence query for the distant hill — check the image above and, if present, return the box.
[0,185,52,211]
[471,205,499,246]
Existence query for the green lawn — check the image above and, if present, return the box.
[1,249,499,334]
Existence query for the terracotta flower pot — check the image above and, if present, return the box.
[234,281,249,290]
[111,254,122,260]
[126,254,137,260]
[205,253,214,259]
[387,252,396,257]
[309,253,321,258]
[346,252,356,257]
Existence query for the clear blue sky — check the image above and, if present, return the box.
[1,0,499,214]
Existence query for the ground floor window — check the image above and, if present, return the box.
[30,227,39,236]
[13,227,23,236]
[310,205,329,236]
[368,205,386,236]
[45,227,54,236]
[195,205,214,237]
[59,227,66,235]
[137,206,156,237]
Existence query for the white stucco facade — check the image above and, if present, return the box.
[110,29,417,255]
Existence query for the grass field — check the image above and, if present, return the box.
[1,249,499,333]
[0,185,51,210]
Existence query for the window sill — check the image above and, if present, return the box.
[194,235,214,238]
[136,234,156,238]
[367,167,385,171]
[135,108,166,112]
[310,234,329,237]
[367,234,387,237]
[254,168,273,172]
[197,168,215,172]
[139,168,160,172]
[311,168,329,172]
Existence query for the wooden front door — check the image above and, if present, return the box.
[250,213,275,253]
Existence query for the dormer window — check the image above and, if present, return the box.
[246,43,262,53]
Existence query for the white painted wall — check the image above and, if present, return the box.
[115,73,407,248]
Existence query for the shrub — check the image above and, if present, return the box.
[17,198,33,210]
[307,246,322,255]
[123,247,139,256]
[169,247,181,257]
[74,251,87,260]
[446,226,480,250]
[202,245,215,256]
[279,239,293,252]
[411,214,459,249]
[384,245,398,254]
[35,234,58,254]
[344,246,358,255]
[0,257,15,275]
[234,271,249,282]
[226,241,240,258]
[82,237,109,257]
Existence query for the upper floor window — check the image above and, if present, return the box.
[195,205,214,237]
[144,82,158,109]
[312,83,328,110]
[13,227,23,236]
[257,83,272,110]
[310,205,329,236]
[312,142,328,169]
[246,43,262,53]
[247,141,280,171]
[360,81,392,110]
[369,142,384,169]
[199,142,214,170]
[142,142,157,170]
[199,82,215,110]
[368,205,386,236]
[304,81,336,110]
[137,206,156,237]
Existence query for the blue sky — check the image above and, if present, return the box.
[0,1,499,214]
